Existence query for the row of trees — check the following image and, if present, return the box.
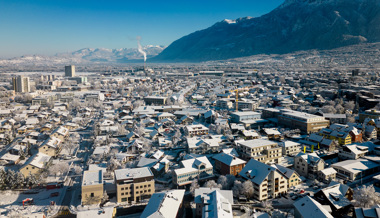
[0,169,40,190]
[190,175,255,199]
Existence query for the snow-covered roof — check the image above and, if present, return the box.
[27,153,51,169]
[332,159,379,174]
[203,190,233,218]
[319,184,351,210]
[293,196,334,218]
[174,156,212,175]
[240,159,278,185]
[141,190,185,218]
[114,167,153,181]
[238,139,277,149]
[320,168,337,176]
[213,153,246,166]
[82,170,103,186]
[77,206,115,218]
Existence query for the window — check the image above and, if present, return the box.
[136,186,139,189]
[121,193,124,195]
[91,193,94,197]
[121,188,124,190]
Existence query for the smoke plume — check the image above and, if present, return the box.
[136,36,147,62]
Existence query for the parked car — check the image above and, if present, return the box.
[50,192,59,197]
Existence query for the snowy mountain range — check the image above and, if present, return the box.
[0,45,165,66]
[153,0,380,62]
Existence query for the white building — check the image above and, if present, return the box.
[173,157,213,186]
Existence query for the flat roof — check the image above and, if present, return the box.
[82,170,103,186]
[238,139,278,148]
[114,167,153,181]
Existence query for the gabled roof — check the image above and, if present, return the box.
[293,196,334,218]
[239,159,277,185]
[141,190,185,218]
[213,153,246,166]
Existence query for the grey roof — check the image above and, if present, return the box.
[293,196,334,218]
[239,159,277,185]
[140,190,185,218]
[213,153,246,166]
[114,167,153,181]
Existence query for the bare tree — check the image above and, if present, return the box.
[353,185,380,208]
[190,179,199,196]
[242,180,254,199]
[204,180,222,189]
[232,180,243,198]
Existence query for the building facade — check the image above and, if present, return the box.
[12,76,30,93]
[114,167,155,203]
[65,65,76,77]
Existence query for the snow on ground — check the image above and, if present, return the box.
[0,187,65,216]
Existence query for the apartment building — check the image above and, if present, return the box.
[237,139,282,163]
[114,167,155,203]
[279,141,301,156]
[194,188,233,218]
[141,190,185,218]
[230,111,261,123]
[143,96,167,105]
[12,76,30,93]
[294,152,325,179]
[213,152,246,176]
[278,110,330,134]
[318,128,351,145]
[240,159,288,201]
[173,157,213,186]
[82,170,103,205]
[185,124,209,137]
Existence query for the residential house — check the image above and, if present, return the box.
[239,159,288,201]
[338,144,368,160]
[20,153,51,177]
[314,182,353,216]
[194,188,233,218]
[173,157,213,187]
[213,152,246,176]
[294,152,325,179]
[141,190,185,218]
[318,168,337,183]
[39,137,62,157]
[273,164,302,188]
[293,196,334,218]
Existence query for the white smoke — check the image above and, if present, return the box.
[136,36,147,62]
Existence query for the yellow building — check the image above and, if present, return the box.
[114,167,155,203]
[51,126,69,141]
[319,128,352,145]
[82,170,104,205]
[19,153,51,177]
[273,164,302,188]
[38,137,62,157]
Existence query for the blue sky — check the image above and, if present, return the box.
[0,0,284,58]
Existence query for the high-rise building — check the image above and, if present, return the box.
[65,65,76,77]
[12,76,30,93]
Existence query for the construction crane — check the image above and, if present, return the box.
[228,86,256,111]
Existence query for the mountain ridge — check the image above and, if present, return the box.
[152,0,380,62]
[0,45,165,65]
